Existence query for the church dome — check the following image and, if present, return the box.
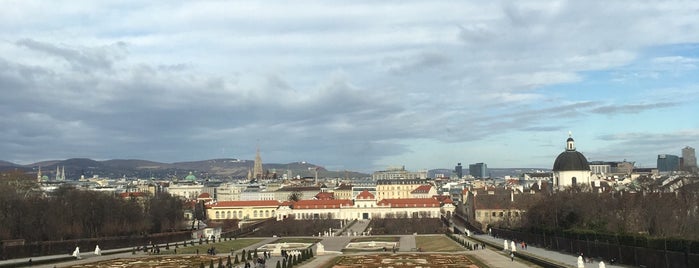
[185,171,197,181]
[553,134,590,171]
[553,151,590,171]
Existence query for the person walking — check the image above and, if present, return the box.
[510,252,514,261]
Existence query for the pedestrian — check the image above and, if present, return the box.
[510,252,514,261]
[524,242,527,250]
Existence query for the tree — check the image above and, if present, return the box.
[288,191,302,202]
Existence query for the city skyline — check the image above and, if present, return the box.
[1,1,698,172]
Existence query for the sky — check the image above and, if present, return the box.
[1,1,699,172]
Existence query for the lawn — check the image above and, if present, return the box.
[415,235,464,252]
[160,238,265,255]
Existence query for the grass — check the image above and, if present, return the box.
[350,236,400,242]
[271,237,322,244]
[415,235,465,252]
[160,238,265,255]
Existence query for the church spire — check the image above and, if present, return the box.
[253,146,263,180]
[566,131,576,151]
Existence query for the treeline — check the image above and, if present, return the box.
[0,170,185,242]
[521,185,699,239]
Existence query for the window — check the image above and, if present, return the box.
[215,211,220,218]
[253,210,258,218]
[499,212,504,217]
[227,211,231,218]
[265,210,270,217]
[492,212,496,217]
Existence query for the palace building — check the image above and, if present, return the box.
[206,190,455,221]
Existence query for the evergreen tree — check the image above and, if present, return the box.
[276,260,281,268]
[254,248,258,258]
[209,259,214,268]
[226,255,231,266]
[218,258,223,268]
[247,250,252,260]
[282,258,287,268]
[234,254,239,264]
[199,262,205,268]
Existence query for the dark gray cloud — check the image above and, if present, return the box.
[15,38,126,71]
[590,102,680,115]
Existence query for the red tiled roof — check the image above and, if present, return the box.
[315,192,334,200]
[356,189,375,199]
[209,200,281,208]
[280,201,294,206]
[432,195,453,204]
[377,198,440,208]
[411,185,432,194]
[292,199,353,209]
[198,193,211,199]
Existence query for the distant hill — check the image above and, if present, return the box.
[0,160,19,167]
[0,158,369,180]
[0,160,24,172]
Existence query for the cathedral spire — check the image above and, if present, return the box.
[253,146,263,180]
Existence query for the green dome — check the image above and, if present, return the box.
[185,171,197,181]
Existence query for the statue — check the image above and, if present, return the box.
[271,243,282,256]
[511,241,517,252]
[599,261,606,268]
[577,255,584,268]
[94,245,102,255]
[72,247,81,259]
[503,240,508,251]
[316,242,325,255]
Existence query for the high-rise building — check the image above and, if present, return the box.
[657,154,680,172]
[455,163,463,179]
[469,163,488,178]
[682,146,697,172]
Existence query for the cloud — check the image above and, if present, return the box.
[590,131,699,166]
[1,1,698,170]
[15,38,126,71]
[590,102,680,115]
